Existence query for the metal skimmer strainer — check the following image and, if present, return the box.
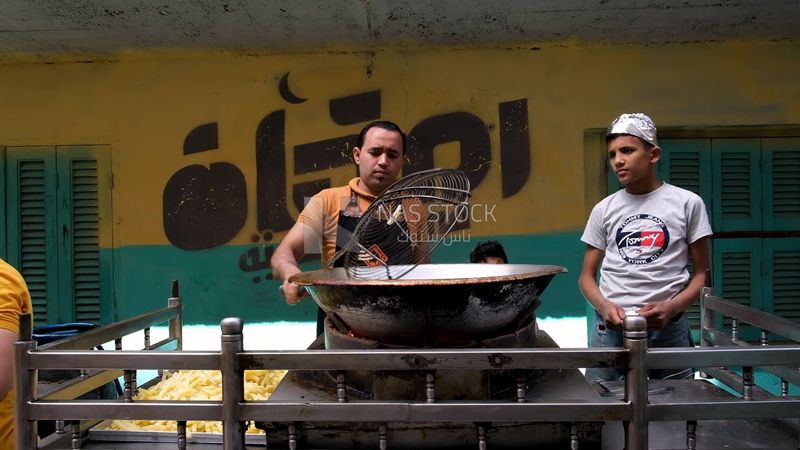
[331,168,471,279]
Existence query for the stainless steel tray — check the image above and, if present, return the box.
[89,420,266,444]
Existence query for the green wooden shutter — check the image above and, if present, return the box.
[760,137,800,327]
[658,138,713,203]
[712,138,762,231]
[58,148,101,323]
[4,145,112,326]
[57,146,112,324]
[713,239,762,310]
[5,147,60,326]
[657,139,713,329]
[762,238,800,327]
[762,138,800,231]
[713,238,763,339]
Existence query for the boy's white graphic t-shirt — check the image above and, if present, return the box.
[581,183,713,309]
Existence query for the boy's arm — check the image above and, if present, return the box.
[638,236,711,329]
[0,328,15,399]
[1,274,26,398]
[578,245,626,329]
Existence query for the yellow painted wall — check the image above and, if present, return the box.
[2,40,799,323]
[2,40,798,249]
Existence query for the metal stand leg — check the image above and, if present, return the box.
[477,424,487,450]
[379,424,388,450]
[336,371,347,403]
[13,315,38,450]
[624,316,648,450]
[742,366,753,401]
[177,420,187,450]
[570,422,579,450]
[71,421,81,449]
[515,371,526,402]
[221,317,245,450]
[426,372,436,403]
[288,423,298,450]
[123,370,134,401]
[686,420,697,450]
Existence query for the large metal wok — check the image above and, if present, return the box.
[290,264,567,346]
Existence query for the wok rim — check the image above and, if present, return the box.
[289,263,567,287]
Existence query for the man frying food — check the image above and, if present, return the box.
[270,120,407,335]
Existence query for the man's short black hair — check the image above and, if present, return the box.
[356,120,407,154]
[470,240,508,263]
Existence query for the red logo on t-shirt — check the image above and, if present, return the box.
[616,214,670,265]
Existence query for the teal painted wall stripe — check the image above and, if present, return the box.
[112,230,589,325]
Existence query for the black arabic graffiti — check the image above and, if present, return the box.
[162,83,531,284]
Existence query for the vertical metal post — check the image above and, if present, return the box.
[425,372,436,403]
[123,370,133,402]
[515,371,526,402]
[70,421,81,449]
[624,315,648,450]
[177,420,187,450]
[288,423,298,450]
[476,424,487,450]
[168,280,183,351]
[13,313,37,450]
[221,317,245,450]
[131,370,138,397]
[570,422,579,450]
[686,420,697,450]
[144,327,151,350]
[699,287,714,348]
[699,287,715,378]
[742,366,753,401]
[336,371,347,403]
[379,424,388,450]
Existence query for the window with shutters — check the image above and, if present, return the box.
[2,145,113,327]
[606,135,800,338]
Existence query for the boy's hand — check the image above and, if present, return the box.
[600,303,627,330]
[637,302,679,330]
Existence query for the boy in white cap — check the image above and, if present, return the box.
[578,113,712,382]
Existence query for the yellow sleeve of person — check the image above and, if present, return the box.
[0,259,33,450]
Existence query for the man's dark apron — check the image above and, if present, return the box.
[313,201,361,336]
[314,190,413,337]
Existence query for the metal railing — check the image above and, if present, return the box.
[14,286,800,450]
[14,280,184,449]
[699,286,800,397]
